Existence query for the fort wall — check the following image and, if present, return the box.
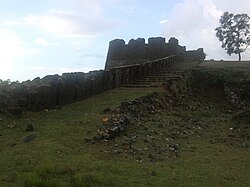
[105,37,204,69]
[0,56,178,113]
[0,37,205,113]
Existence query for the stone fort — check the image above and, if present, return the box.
[105,37,204,69]
[0,37,205,113]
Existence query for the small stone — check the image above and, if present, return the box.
[103,108,111,113]
[210,140,215,144]
[241,143,248,148]
[7,124,16,129]
[43,109,49,113]
[148,153,155,159]
[102,117,109,123]
[169,144,179,152]
[23,134,37,143]
[25,124,34,132]
[103,150,109,154]
[0,118,3,122]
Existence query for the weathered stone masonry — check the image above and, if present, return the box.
[0,37,205,112]
[1,56,178,112]
[105,37,205,69]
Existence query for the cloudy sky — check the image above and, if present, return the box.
[0,0,250,81]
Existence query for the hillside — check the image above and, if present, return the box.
[0,61,249,186]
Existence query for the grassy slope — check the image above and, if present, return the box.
[0,70,249,186]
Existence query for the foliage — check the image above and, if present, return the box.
[215,12,250,61]
[0,85,249,186]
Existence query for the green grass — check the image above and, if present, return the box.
[0,81,249,186]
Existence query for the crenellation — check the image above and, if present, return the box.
[148,37,166,46]
[0,37,205,112]
[105,37,204,69]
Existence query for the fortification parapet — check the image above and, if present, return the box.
[168,37,179,46]
[128,38,145,46]
[105,37,204,69]
[148,37,165,46]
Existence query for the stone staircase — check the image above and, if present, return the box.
[121,70,185,88]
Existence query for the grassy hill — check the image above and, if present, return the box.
[0,61,249,187]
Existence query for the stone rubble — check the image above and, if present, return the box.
[88,85,208,161]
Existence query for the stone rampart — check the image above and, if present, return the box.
[0,56,178,112]
[185,48,205,61]
[105,37,204,68]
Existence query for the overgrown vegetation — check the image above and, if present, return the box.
[0,67,249,186]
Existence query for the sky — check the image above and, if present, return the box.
[0,0,250,81]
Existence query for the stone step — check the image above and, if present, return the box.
[147,73,183,76]
[140,77,181,81]
[159,70,184,73]
[121,84,164,88]
[120,70,184,88]
[130,79,173,83]
[146,73,184,78]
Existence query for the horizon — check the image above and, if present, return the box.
[0,0,250,82]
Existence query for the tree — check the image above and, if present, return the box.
[215,12,250,61]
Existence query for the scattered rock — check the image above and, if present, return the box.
[25,124,34,132]
[103,108,111,113]
[241,143,248,148]
[169,144,179,152]
[210,140,215,144]
[85,138,95,144]
[0,118,3,122]
[43,109,49,113]
[23,134,37,143]
[7,123,16,129]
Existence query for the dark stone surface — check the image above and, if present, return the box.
[23,134,37,142]
[25,124,34,132]
[0,37,204,112]
[105,37,205,69]
[0,56,178,112]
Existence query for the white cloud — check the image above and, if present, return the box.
[35,38,50,46]
[163,0,250,60]
[49,9,73,15]
[73,0,103,17]
[0,29,40,79]
[22,9,115,38]
[159,19,168,24]
[3,19,22,26]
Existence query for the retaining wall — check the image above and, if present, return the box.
[0,56,178,112]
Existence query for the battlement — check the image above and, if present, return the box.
[105,37,204,69]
